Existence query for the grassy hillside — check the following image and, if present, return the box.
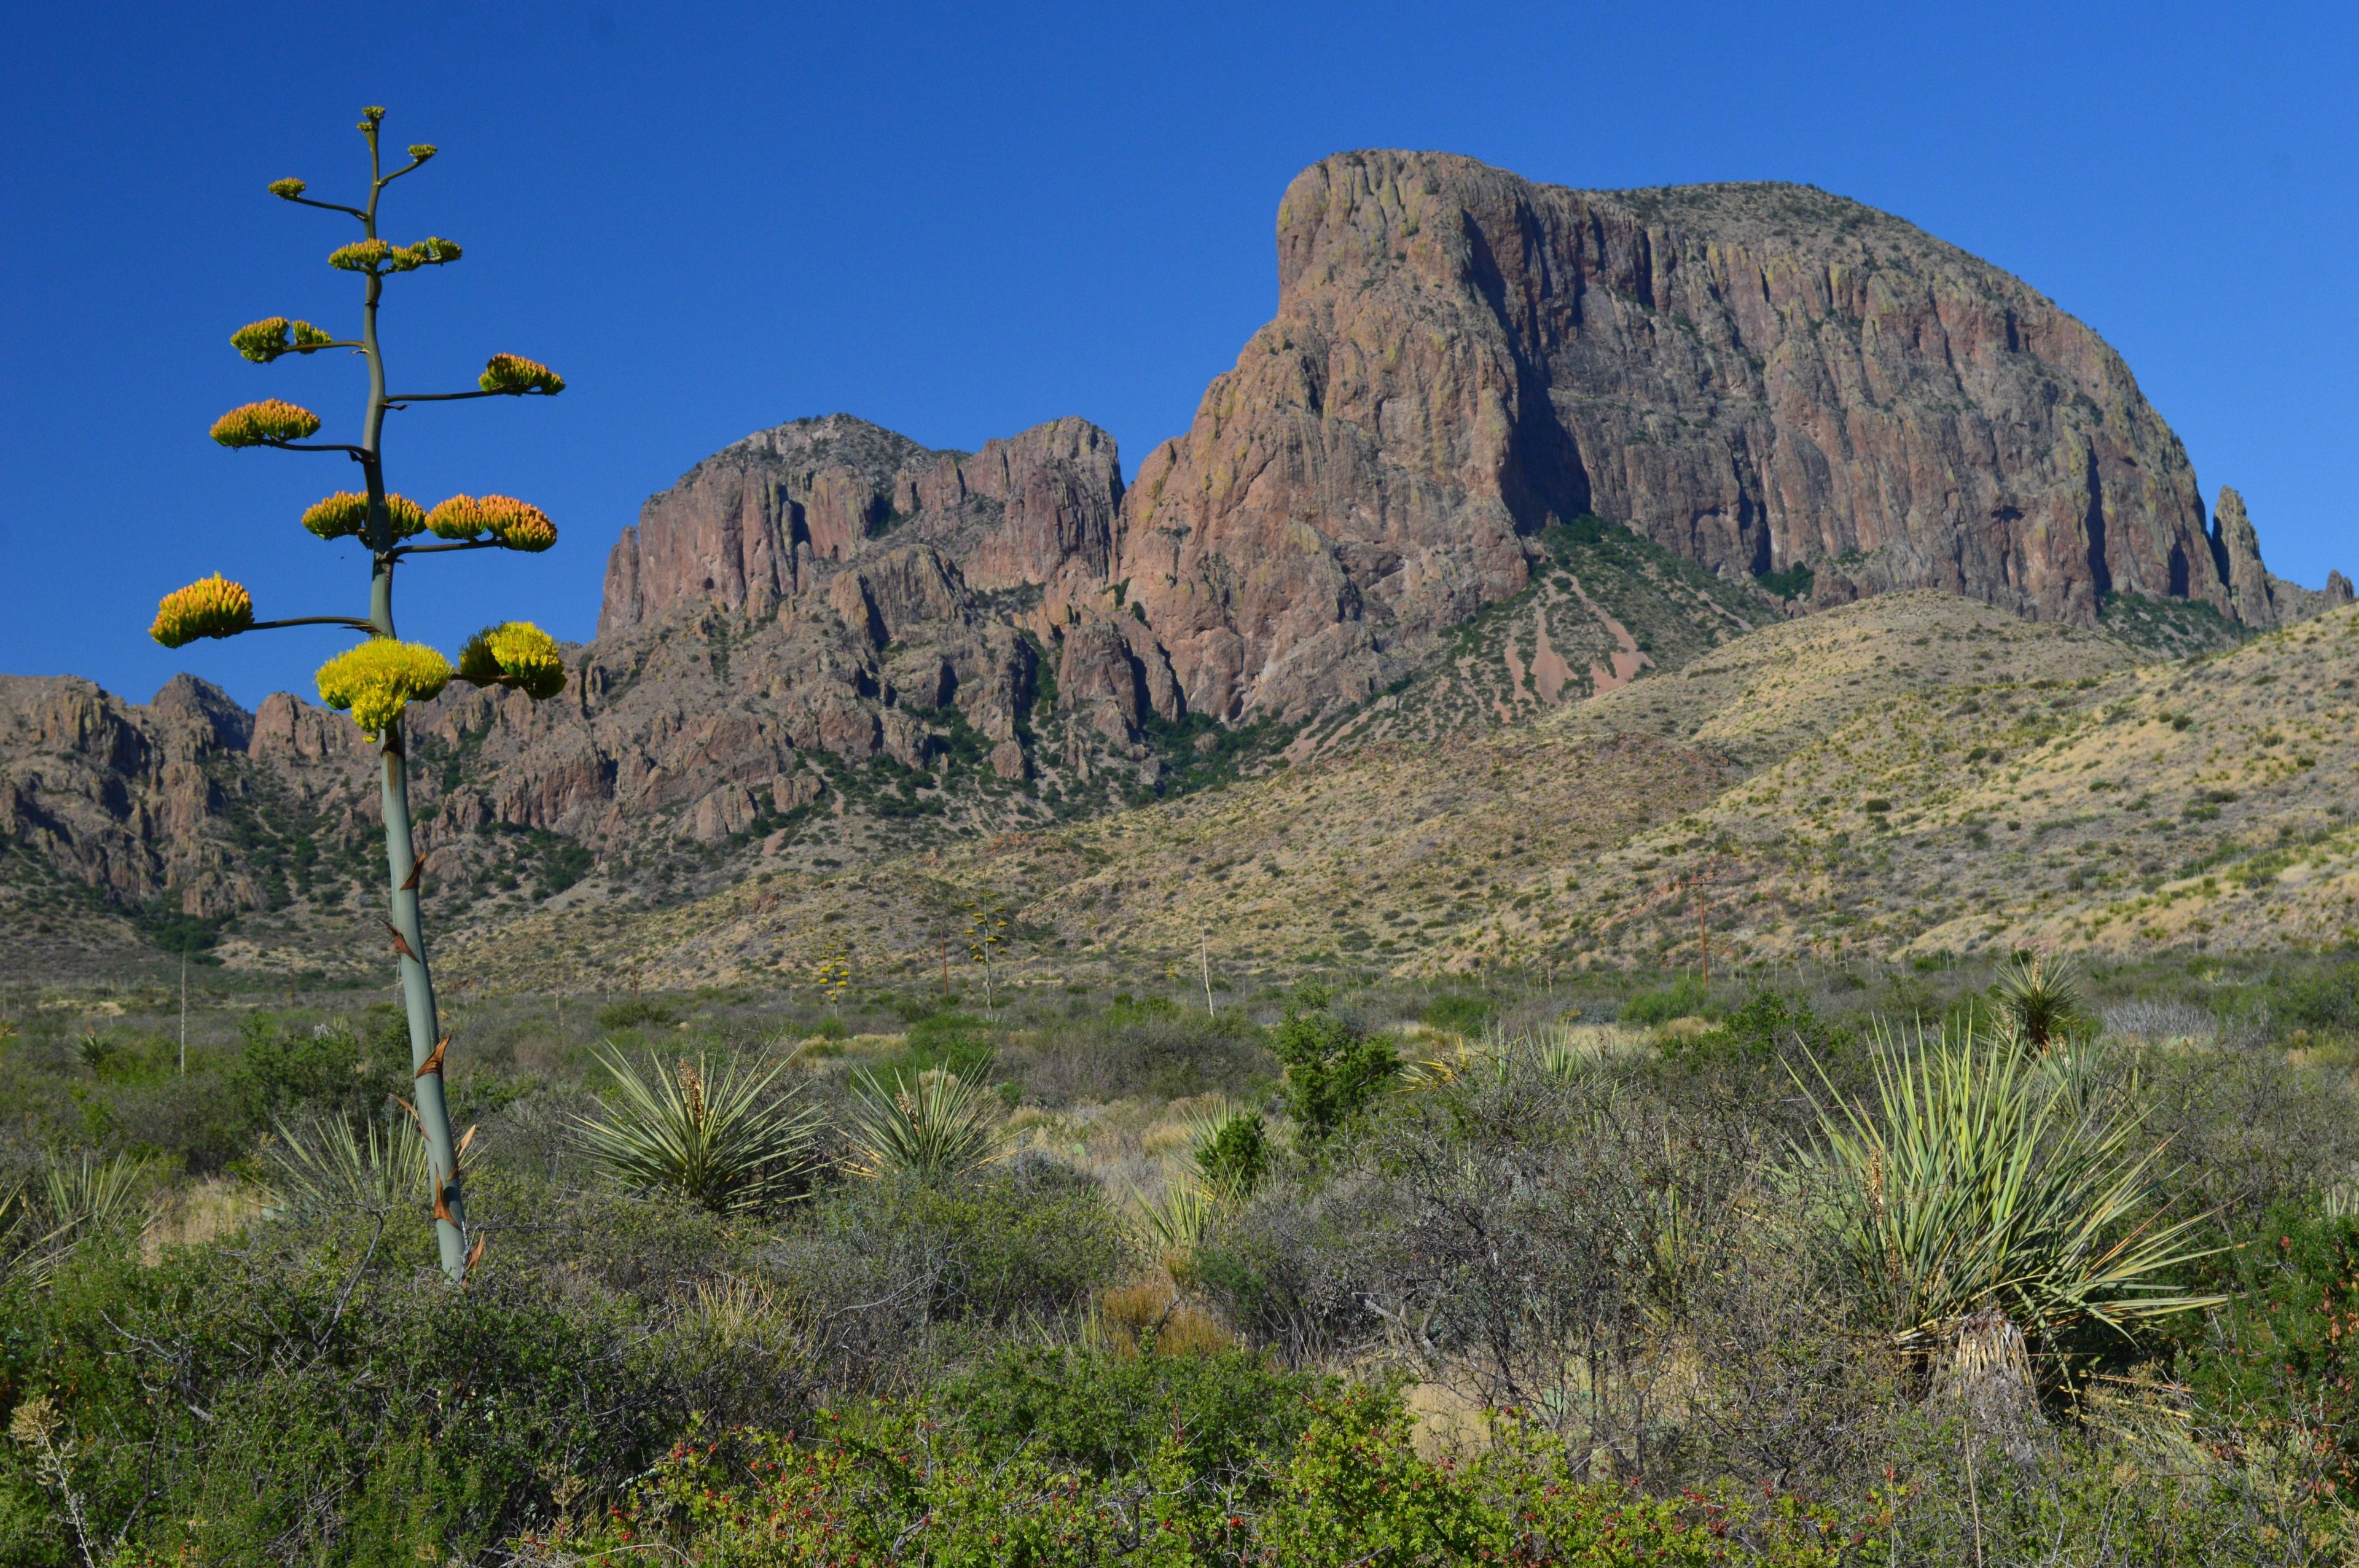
[1480,600,2359,971]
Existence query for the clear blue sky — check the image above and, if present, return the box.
[4,1,2353,708]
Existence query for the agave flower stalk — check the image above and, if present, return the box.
[146,108,569,1282]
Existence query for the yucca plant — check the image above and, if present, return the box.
[264,1112,478,1215]
[840,1069,1006,1182]
[1991,950,2084,1050]
[1183,1099,1272,1201]
[1801,1020,2224,1377]
[1121,1179,1225,1288]
[575,1049,823,1215]
[2,1153,154,1285]
[145,108,573,1282]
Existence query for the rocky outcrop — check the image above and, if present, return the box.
[600,415,1122,636]
[2212,486,2353,628]
[1119,151,2255,722]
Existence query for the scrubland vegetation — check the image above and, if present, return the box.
[4,952,2359,1565]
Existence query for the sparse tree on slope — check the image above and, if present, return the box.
[148,107,569,1282]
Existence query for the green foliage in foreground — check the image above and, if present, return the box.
[515,1379,2355,1568]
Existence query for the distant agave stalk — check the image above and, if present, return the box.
[1801,1020,2224,1375]
[575,1048,823,1214]
[841,1069,1006,1182]
[145,108,571,1283]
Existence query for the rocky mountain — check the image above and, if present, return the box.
[5,150,2347,981]
[1114,151,2317,727]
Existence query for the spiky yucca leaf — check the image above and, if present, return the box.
[1122,1178,1224,1287]
[264,1113,477,1214]
[1802,1021,2224,1360]
[2,1153,155,1285]
[840,1069,1006,1182]
[575,1048,821,1215]
[1182,1100,1271,1200]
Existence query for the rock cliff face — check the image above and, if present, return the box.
[1119,150,2260,722]
[600,414,1122,635]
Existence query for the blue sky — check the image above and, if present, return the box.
[4,1,2353,708]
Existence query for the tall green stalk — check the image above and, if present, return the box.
[147,107,571,1282]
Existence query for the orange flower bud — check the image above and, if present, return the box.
[211,400,323,447]
[152,575,255,648]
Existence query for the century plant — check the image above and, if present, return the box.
[574,1048,824,1215]
[146,109,570,1281]
[1799,1020,2224,1379]
[841,1069,1006,1182]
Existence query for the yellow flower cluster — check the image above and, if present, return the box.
[406,144,437,162]
[268,177,307,200]
[479,354,566,396]
[210,400,322,448]
[328,236,463,274]
[425,494,558,552]
[315,639,453,740]
[456,622,566,700]
[230,317,337,363]
[328,238,393,272]
[151,575,255,649]
[300,491,426,542]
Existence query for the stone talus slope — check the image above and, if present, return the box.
[1121,150,2261,727]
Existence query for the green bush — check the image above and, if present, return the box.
[1270,985,1396,1144]
[935,1343,1327,1486]
[1417,991,1492,1036]
[226,1010,405,1134]
[594,997,676,1030]
[0,1211,663,1567]
[1621,974,1713,1025]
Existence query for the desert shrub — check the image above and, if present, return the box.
[1001,1008,1273,1105]
[2267,961,2359,1033]
[935,1343,1327,1486]
[0,1209,663,1568]
[1189,1101,1271,1198]
[1621,973,1713,1024]
[225,1010,405,1135]
[1417,991,1493,1036]
[2138,1041,2359,1235]
[594,996,676,1030]
[522,1388,1890,1568]
[1270,985,1395,1144]
[757,1156,1124,1392]
[2172,1202,2359,1493]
